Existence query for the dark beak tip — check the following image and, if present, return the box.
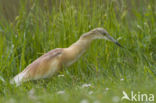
[115,42,123,48]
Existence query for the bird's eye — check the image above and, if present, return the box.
[103,33,106,35]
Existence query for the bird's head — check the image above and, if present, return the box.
[81,27,122,47]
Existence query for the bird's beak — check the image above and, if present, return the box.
[106,34,123,48]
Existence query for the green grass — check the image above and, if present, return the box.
[0,0,156,103]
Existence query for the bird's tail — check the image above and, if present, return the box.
[10,71,27,86]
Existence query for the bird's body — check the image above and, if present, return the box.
[11,28,122,86]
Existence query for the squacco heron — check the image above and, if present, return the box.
[11,28,122,86]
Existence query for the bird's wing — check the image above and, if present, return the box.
[24,48,63,78]
[12,48,63,84]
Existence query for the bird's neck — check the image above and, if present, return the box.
[69,38,92,53]
[63,38,92,66]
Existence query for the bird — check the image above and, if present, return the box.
[10,27,122,86]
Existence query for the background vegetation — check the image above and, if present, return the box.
[0,0,156,103]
